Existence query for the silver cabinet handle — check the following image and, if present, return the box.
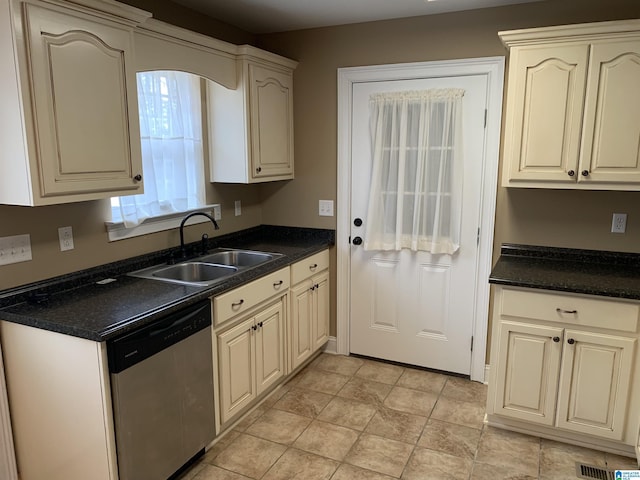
[556,308,577,314]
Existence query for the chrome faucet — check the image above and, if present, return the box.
[179,212,220,258]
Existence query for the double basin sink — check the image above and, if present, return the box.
[129,249,283,287]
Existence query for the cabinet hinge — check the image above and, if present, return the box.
[484,109,487,128]
[471,336,474,352]
[477,228,480,246]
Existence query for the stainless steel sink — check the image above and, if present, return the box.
[128,249,282,287]
[198,250,276,268]
[154,262,237,284]
[130,262,237,287]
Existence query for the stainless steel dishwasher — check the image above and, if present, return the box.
[108,300,215,480]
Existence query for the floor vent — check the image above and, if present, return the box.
[575,463,616,480]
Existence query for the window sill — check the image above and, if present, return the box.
[105,205,220,242]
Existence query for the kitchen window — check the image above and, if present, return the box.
[364,89,464,254]
[107,71,217,240]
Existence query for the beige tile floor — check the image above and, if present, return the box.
[179,354,639,480]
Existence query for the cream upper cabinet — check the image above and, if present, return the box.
[500,20,640,190]
[581,40,640,184]
[209,47,297,184]
[487,286,640,445]
[0,0,149,206]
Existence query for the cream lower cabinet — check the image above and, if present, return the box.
[492,321,564,426]
[213,267,290,428]
[500,20,640,190]
[487,286,640,449]
[217,298,286,425]
[0,0,149,206]
[290,250,330,371]
[0,321,117,480]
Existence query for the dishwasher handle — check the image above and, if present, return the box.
[108,301,211,374]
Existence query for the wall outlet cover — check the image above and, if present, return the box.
[611,213,627,234]
[58,226,75,251]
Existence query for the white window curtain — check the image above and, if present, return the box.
[117,71,205,227]
[363,89,465,254]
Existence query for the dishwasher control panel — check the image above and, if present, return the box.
[107,301,211,373]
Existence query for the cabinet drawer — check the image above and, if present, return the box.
[291,250,329,285]
[501,288,639,333]
[214,267,290,325]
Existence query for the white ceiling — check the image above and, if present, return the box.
[170,0,545,34]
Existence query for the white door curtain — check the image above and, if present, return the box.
[118,71,205,227]
[363,88,465,254]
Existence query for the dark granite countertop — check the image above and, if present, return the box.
[0,225,334,342]
[489,244,640,300]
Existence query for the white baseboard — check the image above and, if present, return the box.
[323,340,490,384]
[323,336,337,354]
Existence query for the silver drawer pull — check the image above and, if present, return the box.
[556,308,577,315]
[232,299,245,308]
[273,280,284,287]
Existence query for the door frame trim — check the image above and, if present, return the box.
[336,57,505,382]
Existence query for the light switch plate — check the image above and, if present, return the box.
[0,234,32,265]
[319,200,334,217]
[213,204,222,221]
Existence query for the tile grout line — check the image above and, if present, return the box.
[203,355,539,480]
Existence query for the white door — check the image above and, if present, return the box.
[349,74,488,375]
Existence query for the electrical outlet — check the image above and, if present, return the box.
[58,226,74,251]
[0,234,32,265]
[611,213,627,233]
[235,200,241,216]
[319,200,334,217]
[212,204,222,221]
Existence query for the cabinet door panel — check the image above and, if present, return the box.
[580,41,640,183]
[249,64,293,180]
[493,321,563,425]
[291,281,313,370]
[557,330,636,440]
[312,271,330,351]
[255,300,285,395]
[503,45,588,183]
[25,4,142,197]
[218,319,255,424]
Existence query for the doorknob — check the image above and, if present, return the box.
[354,218,363,227]
[352,236,363,245]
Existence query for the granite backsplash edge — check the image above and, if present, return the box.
[0,225,335,309]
